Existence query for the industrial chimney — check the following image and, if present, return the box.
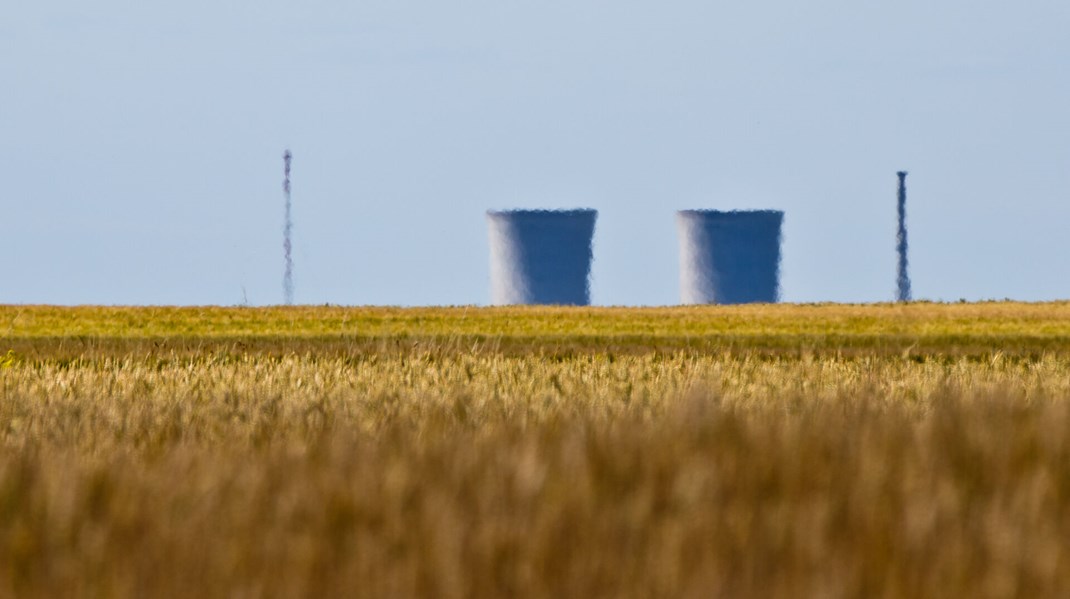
[487,209,597,305]
[896,171,912,302]
[677,209,784,305]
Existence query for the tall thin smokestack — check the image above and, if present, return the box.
[283,150,294,305]
[896,171,911,302]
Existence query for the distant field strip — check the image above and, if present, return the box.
[5,303,1070,357]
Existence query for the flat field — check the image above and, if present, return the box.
[3,303,1070,597]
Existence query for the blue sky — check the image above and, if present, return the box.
[3,1,1068,305]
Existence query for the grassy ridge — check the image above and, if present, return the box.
[6,302,1070,357]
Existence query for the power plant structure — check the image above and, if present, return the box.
[282,149,294,305]
[487,209,597,306]
[264,163,920,305]
[676,209,784,305]
[896,171,912,302]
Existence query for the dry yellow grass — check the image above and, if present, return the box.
[2,306,1070,597]
[6,302,1070,357]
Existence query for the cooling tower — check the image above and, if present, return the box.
[487,209,597,305]
[677,209,784,305]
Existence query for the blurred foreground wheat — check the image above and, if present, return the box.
[2,345,1070,597]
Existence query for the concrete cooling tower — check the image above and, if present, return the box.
[677,209,784,305]
[487,209,597,305]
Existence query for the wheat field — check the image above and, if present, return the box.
[2,304,1070,597]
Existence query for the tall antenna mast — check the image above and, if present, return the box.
[896,171,911,302]
[283,150,294,305]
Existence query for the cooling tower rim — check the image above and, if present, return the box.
[677,209,783,218]
[487,208,597,217]
[677,209,784,231]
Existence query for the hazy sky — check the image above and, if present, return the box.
[3,1,1068,306]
